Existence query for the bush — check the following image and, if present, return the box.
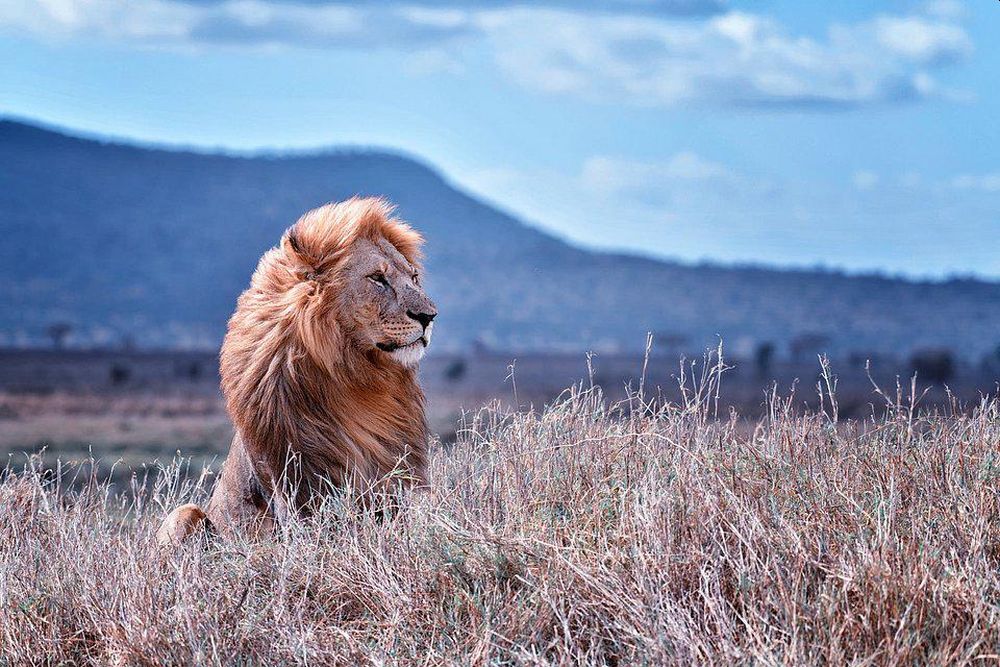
[910,348,956,384]
[443,358,467,383]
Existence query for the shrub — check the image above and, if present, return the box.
[910,348,956,384]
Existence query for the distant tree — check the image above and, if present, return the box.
[47,322,72,350]
[655,332,689,357]
[175,360,202,381]
[755,342,775,379]
[109,362,131,386]
[120,334,137,352]
[789,333,831,364]
[910,349,955,384]
[444,358,467,383]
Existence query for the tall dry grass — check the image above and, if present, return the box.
[1,359,999,665]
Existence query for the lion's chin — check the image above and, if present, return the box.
[390,342,426,368]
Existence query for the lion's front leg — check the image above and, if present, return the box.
[204,433,275,539]
[156,503,208,545]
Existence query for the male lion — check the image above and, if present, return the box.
[158,197,436,544]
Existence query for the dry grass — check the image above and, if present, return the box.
[2,363,1000,665]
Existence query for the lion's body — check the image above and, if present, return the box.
[159,198,436,543]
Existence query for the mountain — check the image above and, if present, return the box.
[2,118,999,360]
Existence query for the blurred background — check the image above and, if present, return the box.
[1,0,998,473]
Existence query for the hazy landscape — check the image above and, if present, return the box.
[4,0,1000,661]
[1,344,997,491]
[2,117,999,665]
[4,119,1000,360]
[2,119,998,484]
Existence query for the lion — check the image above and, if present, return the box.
[157,197,437,544]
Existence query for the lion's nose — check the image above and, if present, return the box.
[407,310,436,329]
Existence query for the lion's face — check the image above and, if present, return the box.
[340,236,436,367]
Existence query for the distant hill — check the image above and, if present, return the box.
[2,118,999,360]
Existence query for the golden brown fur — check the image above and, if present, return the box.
[159,197,436,543]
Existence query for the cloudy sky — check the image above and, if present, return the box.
[2,0,998,277]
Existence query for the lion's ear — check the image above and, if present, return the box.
[286,228,303,254]
[283,227,316,269]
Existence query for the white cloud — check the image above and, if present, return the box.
[0,0,471,48]
[0,1,974,110]
[170,0,728,15]
[480,8,973,109]
[458,157,1000,277]
[852,170,879,191]
[3,0,198,41]
[874,15,971,64]
[923,0,968,21]
[583,153,731,199]
[950,173,1000,193]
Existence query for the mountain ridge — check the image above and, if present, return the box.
[2,119,998,360]
[5,117,993,284]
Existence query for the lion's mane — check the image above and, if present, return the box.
[220,197,428,509]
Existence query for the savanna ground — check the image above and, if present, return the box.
[0,347,993,477]
[2,352,1000,665]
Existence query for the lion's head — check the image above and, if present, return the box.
[267,197,436,371]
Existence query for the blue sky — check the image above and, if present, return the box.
[2,0,997,278]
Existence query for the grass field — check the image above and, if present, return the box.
[2,366,1000,665]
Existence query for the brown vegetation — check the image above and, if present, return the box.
[2,367,1000,664]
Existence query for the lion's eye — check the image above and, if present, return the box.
[412,273,420,285]
[368,273,389,287]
